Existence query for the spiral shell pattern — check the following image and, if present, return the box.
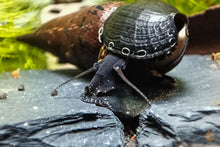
[102,0,180,59]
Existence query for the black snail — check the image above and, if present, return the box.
[52,0,189,117]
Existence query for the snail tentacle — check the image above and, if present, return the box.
[51,66,97,96]
[113,60,151,105]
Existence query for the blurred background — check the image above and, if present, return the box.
[0,0,219,72]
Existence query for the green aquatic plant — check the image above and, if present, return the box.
[0,0,52,72]
[163,0,220,15]
[109,0,220,15]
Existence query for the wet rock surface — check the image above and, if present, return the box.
[0,113,124,146]
[137,55,220,146]
[0,55,220,146]
[0,70,124,146]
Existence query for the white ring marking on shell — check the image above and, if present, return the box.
[122,47,130,56]
[167,29,172,37]
[108,42,114,50]
[110,7,117,13]
[98,27,103,43]
[170,13,176,16]
[170,40,176,48]
[137,50,147,58]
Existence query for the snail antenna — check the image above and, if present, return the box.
[113,64,151,105]
[51,67,97,96]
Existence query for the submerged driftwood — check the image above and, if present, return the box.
[187,5,220,54]
[17,2,124,70]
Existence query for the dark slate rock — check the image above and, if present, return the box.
[137,55,220,147]
[0,113,123,147]
[17,84,25,91]
[0,70,124,146]
[1,55,220,146]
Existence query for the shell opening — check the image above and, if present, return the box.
[174,13,188,32]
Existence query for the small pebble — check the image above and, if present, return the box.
[18,84,25,91]
[51,90,58,96]
[0,93,7,99]
[131,135,136,140]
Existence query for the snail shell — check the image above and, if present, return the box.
[102,0,187,61]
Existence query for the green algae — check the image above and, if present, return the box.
[111,0,220,15]
[0,0,52,72]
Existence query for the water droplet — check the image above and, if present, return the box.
[73,83,80,86]
[23,122,28,126]
[33,106,38,111]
